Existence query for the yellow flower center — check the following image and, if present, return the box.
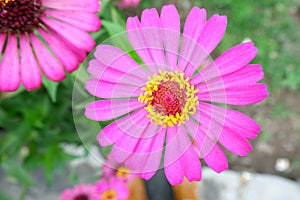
[116,167,130,180]
[102,189,117,200]
[138,70,199,128]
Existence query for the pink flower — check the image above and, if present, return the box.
[0,0,101,92]
[95,177,129,200]
[60,184,99,200]
[103,154,136,182]
[115,0,140,9]
[85,5,268,185]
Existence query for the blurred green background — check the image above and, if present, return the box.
[1,0,300,199]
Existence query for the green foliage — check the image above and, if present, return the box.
[0,77,79,187]
[42,77,59,103]
[0,189,12,200]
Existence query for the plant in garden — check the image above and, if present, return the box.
[60,183,99,200]
[85,4,268,185]
[0,0,100,92]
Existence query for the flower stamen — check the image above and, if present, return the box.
[102,189,117,200]
[139,70,199,128]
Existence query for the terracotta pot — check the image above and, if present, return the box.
[127,177,148,200]
[172,178,199,200]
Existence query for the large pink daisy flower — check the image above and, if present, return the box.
[0,0,100,92]
[85,5,268,185]
[60,184,99,200]
[95,177,129,200]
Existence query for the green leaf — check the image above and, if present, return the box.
[1,160,35,186]
[99,0,111,17]
[42,77,59,103]
[101,20,125,37]
[0,134,17,155]
[110,6,125,26]
[0,189,13,200]
[101,20,133,52]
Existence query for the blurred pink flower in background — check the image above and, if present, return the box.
[115,0,140,9]
[95,177,129,200]
[103,153,136,183]
[0,0,101,92]
[85,5,268,185]
[60,184,99,200]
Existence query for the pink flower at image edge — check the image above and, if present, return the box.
[0,0,101,92]
[85,5,268,185]
[116,0,140,9]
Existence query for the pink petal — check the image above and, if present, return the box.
[183,14,227,77]
[192,42,258,84]
[185,118,217,158]
[87,59,106,78]
[44,9,101,32]
[95,179,109,194]
[217,126,253,156]
[160,5,180,69]
[164,127,184,184]
[93,45,149,82]
[140,8,166,67]
[41,16,95,52]
[197,83,268,105]
[197,14,227,56]
[48,29,86,62]
[29,33,66,81]
[97,109,147,146]
[198,102,260,139]
[97,109,149,162]
[177,7,206,72]
[38,28,79,73]
[88,58,145,86]
[203,143,228,173]
[0,35,20,91]
[125,127,165,179]
[126,17,160,73]
[113,178,130,199]
[110,122,152,164]
[86,78,141,98]
[194,64,264,89]
[198,110,253,156]
[20,35,42,90]
[85,99,144,121]
[186,120,228,173]
[164,126,201,185]
[115,0,140,8]
[42,0,100,12]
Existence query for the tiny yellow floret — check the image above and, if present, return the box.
[102,189,117,200]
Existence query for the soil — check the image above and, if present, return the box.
[230,89,300,180]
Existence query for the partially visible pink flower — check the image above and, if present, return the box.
[0,0,101,92]
[103,154,136,182]
[115,0,140,9]
[95,177,129,200]
[85,5,268,185]
[60,184,99,200]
